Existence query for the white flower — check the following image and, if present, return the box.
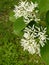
[35,26,48,47]
[14,1,40,24]
[20,25,49,56]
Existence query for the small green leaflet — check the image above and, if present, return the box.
[13,17,26,37]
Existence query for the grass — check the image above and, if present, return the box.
[0,0,47,65]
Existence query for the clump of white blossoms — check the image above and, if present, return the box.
[13,0,40,24]
[13,0,49,57]
[21,25,49,56]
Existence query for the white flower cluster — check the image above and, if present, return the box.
[13,0,49,56]
[21,25,48,56]
[14,1,40,24]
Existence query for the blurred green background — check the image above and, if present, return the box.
[0,0,49,65]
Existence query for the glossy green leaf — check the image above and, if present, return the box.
[41,41,49,65]
[13,17,26,36]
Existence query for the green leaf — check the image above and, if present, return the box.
[13,17,26,36]
[46,11,49,24]
[37,0,49,13]
[41,41,49,65]
[14,30,24,37]
[9,12,27,37]
[46,11,49,35]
